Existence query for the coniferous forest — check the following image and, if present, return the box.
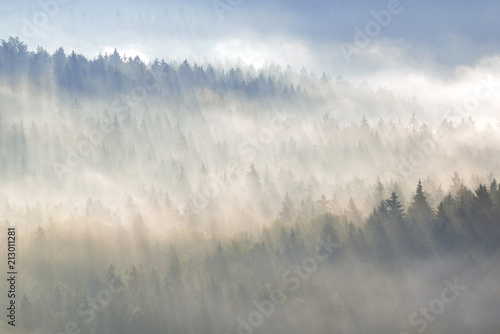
[0,35,499,334]
[1,3,500,333]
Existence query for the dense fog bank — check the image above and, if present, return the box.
[0,38,499,333]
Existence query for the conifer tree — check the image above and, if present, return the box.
[408,180,434,230]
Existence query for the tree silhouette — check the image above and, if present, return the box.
[408,180,434,231]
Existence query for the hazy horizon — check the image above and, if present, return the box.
[0,1,499,334]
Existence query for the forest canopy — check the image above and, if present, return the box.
[0,37,499,334]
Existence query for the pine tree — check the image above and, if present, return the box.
[490,179,499,203]
[472,184,498,248]
[361,115,370,130]
[319,215,341,262]
[385,191,404,222]
[167,244,182,284]
[473,184,492,215]
[450,171,463,195]
[409,112,418,134]
[374,177,385,204]
[345,197,362,224]
[316,194,330,214]
[408,180,434,230]
[279,192,295,223]
[284,228,301,260]
[432,202,455,255]
[246,163,261,191]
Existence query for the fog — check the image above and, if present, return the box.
[0,1,500,333]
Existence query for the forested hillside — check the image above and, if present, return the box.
[0,37,499,334]
[2,179,500,334]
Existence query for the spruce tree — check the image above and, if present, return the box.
[408,180,434,229]
[385,191,404,222]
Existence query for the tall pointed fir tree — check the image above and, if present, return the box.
[408,180,434,231]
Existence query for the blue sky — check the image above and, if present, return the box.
[1,0,499,83]
[0,0,499,126]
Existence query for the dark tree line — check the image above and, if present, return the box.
[1,38,500,334]
[0,36,308,100]
[5,178,499,334]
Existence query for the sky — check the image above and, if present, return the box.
[0,0,499,118]
[2,5,500,334]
